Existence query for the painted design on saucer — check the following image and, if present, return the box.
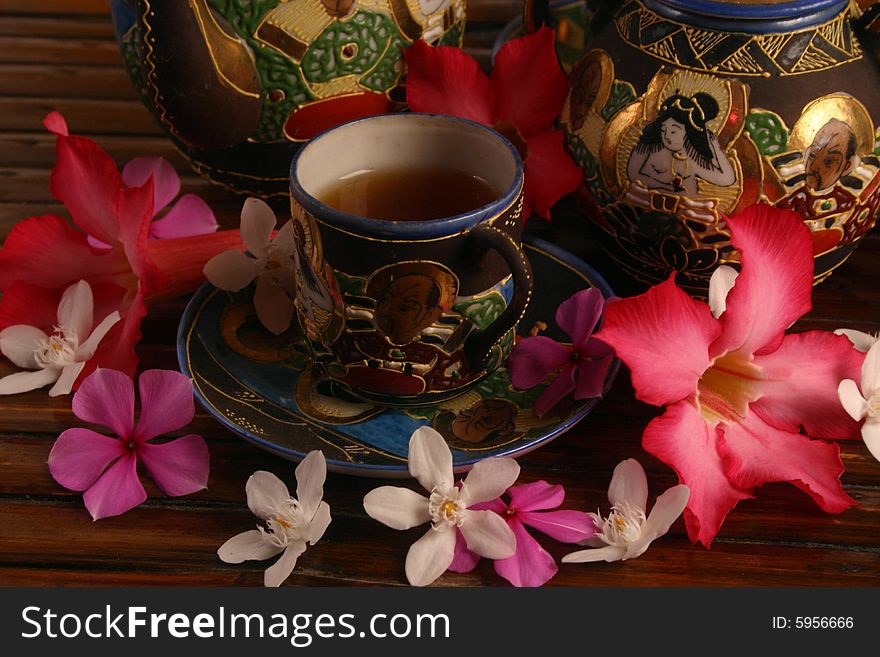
[178,237,618,476]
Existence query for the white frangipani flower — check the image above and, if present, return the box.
[838,340,880,463]
[218,451,331,587]
[363,427,519,586]
[835,328,880,353]
[562,459,689,563]
[203,197,296,335]
[0,280,121,396]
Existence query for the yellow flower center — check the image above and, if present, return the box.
[696,352,762,426]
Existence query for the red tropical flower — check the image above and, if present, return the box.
[404,27,582,221]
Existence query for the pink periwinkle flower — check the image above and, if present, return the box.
[48,368,210,520]
[507,288,614,417]
[448,480,595,587]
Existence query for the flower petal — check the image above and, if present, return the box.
[48,360,85,396]
[217,529,284,564]
[82,451,147,520]
[0,282,61,334]
[265,540,307,588]
[575,354,613,400]
[48,126,124,245]
[0,368,60,395]
[717,413,855,514]
[708,265,738,319]
[751,331,865,439]
[295,450,326,519]
[862,340,880,399]
[607,458,648,511]
[460,508,516,559]
[507,480,564,512]
[134,369,195,441]
[138,434,209,497]
[408,426,453,494]
[461,457,520,506]
[493,518,558,587]
[203,250,260,292]
[555,288,604,349]
[254,276,296,336]
[48,427,126,491]
[405,526,456,587]
[246,470,291,521]
[0,325,48,369]
[492,27,569,137]
[75,311,121,362]
[522,130,583,220]
[594,275,721,407]
[710,205,813,358]
[534,362,576,418]
[642,400,752,547]
[448,530,480,573]
[306,500,332,545]
[640,485,690,546]
[56,280,93,343]
[506,336,571,390]
[240,197,276,259]
[71,368,135,437]
[122,156,180,214]
[0,215,127,291]
[115,180,161,294]
[834,328,877,353]
[150,194,218,239]
[363,486,430,530]
[838,379,867,422]
[79,290,146,382]
[863,421,880,462]
[561,545,627,563]
[518,509,596,544]
[404,39,494,125]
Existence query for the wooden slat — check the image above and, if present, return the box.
[0,64,137,99]
[0,0,112,15]
[0,15,115,38]
[0,97,159,134]
[0,35,122,66]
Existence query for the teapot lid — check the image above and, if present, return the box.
[646,0,849,30]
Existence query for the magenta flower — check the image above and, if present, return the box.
[448,480,595,587]
[507,288,614,417]
[48,368,209,520]
[87,156,217,251]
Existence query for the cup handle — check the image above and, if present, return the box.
[462,224,534,370]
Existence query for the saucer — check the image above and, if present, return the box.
[177,236,619,477]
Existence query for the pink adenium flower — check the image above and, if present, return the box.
[449,480,595,587]
[507,287,614,417]
[563,459,689,563]
[48,368,209,520]
[593,205,865,546]
[405,27,582,221]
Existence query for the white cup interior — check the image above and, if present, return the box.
[296,114,518,205]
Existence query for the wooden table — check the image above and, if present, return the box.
[1,1,878,587]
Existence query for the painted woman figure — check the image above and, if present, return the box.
[627,92,736,197]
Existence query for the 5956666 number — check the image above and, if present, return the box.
[795,617,853,629]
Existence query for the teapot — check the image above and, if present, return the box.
[111,0,466,199]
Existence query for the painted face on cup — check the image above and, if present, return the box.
[804,119,857,191]
[661,118,687,152]
[374,273,443,345]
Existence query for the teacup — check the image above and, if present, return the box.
[289,113,533,407]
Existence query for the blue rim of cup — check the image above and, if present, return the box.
[645,0,848,32]
[289,112,525,241]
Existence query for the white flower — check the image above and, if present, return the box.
[363,427,519,586]
[562,459,689,563]
[838,340,880,463]
[218,451,331,587]
[835,328,880,353]
[0,280,121,396]
[203,197,296,335]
